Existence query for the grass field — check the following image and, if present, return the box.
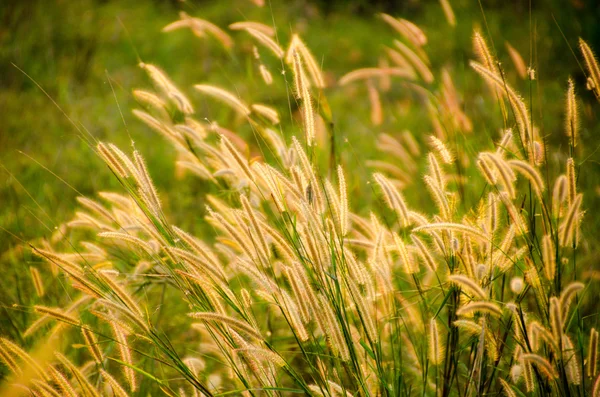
[1,0,600,395]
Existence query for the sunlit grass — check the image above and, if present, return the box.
[1,1,600,395]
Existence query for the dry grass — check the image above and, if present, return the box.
[1,3,599,397]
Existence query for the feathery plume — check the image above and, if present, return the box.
[30,267,45,297]
[97,299,149,332]
[252,104,279,124]
[411,234,437,271]
[33,306,79,327]
[132,89,168,113]
[393,233,417,274]
[470,62,532,155]
[497,129,514,154]
[76,196,114,224]
[559,193,582,247]
[132,110,178,145]
[367,80,383,126]
[563,335,582,385]
[49,367,78,397]
[97,142,128,178]
[221,134,254,182]
[259,64,274,85]
[0,341,22,375]
[347,279,378,342]
[566,78,579,147]
[189,312,262,340]
[229,21,274,36]
[107,144,140,179]
[579,38,600,98]
[525,265,545,304]
[172,226,222,269]
[456,301,503,317]
[498,192,528,235]
[55,353,101,397]
[253,163,286,212]
[240,194,270,262]
[523,360,535,392]
[589,328,598,378]
[428,152,445,189]
[508,159,545,197]
[243,28,283,58]
[566,158,577,207]
[293,137,324,210]
[429,136,453,164]
[101,369,130,397]
[541,235,556,281]
[454,319,483,336]
[292,51,315,146]
[279,290,309,342]
[81,326,103,364]
[394,40,434,83]
[286,34,326,88]
[236,347,286,368]
[379,14,427,47]
[111,322,137,391]
[480,152,516,198]
[338,166,349,236]
[521,353,558,379]
[98,272,143,318]
[529,321,558,351]
[429,318,444,365]
[477,156,498,185]
[194,84,251,116]
[318,295,350,361]
[2,337,51,381]
[553,174,568,217]
[373,173,410,227]
[283,266,311,324]
[505,42,527,79]
[98,191,132,209]
[133,150,162,215]
[499,378,517,397]
[448,275,487,299]
[339,67,413,86]
[560,282,585,324]
[473,31,498,76]
[487,192,498,233]
[414,223,488,243]
[139,62,194,114]
[423,175,450,220]
[98,232,152,253]
[439,0,456,27]
[33,248,81,271]
[549,297,563,344]
[163,12,233,48]
[209,211,256,260]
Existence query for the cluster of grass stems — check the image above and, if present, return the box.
[2,3,600,396]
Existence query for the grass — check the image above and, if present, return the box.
[1,0,600,395]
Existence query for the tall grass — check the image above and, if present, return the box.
[1,3,599,396]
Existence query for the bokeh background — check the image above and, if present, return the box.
[1,0,599,320]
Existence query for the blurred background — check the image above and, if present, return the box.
[1,0,599,302]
